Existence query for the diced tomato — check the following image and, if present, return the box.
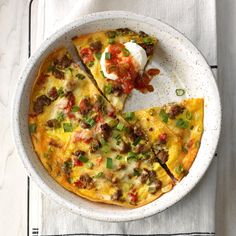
[80,48,94,63]
[187,139,195,149]
[79,98,91,115]
[68,113,76,119]
[74,180,84,188]
[36,73,48,85]
[73,130,93,143]
[158,133,167,144]
[73,158,83,167]
[147,68,160,76]
[64,93,75,113]
[95,111,104,123]
[128,192,138,203]
[134,73,154,93]
[107,106,116,118]
[96,156,103,166]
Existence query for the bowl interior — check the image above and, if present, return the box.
[13,11,221,221]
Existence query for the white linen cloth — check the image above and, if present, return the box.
[30,1,218,235]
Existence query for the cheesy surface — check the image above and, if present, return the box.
[29,48,173,208]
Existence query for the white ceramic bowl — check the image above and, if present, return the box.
[12,11,221,222]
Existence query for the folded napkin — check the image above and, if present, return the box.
[29,0,218,235]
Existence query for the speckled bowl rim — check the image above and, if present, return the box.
[12,11,221,222]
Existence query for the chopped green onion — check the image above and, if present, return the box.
[122,48,130,57]
[108,119,119,128]
[100,70,106,78]
[108,38,115,44]
[100,138,107,145]
[29,123,37,133]
[175,88,185,96]
[176,118,189,129]
[71,106,79,112]
[106,157,113,169]
[143,37,154,45]
[87,61,94,67]
[104,84,113,94]
[116,155,122,160]
[133,168,141,176]
[76,73,85,80]
[133,136,141,146]
[182,146,188,153]
[105,52,111,60]
[56,112,65,122]
[57,87,64,97]
[124,111,135,120]
[86,162,94,169]
[186,111,193,120]
[63,123,73,132]
[95,52,102,60]
[84,117,96,127]
[175,164,184,174]
[101,145,110,153]
[78,155,89,163]
[94,172,104,178]
[159,109,168,123]
[127,152,137,161]
[116,123,125,131]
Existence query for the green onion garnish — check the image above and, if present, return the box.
[95,52,102,60]
[63,123,73,132]
[116,155,122,160]
[78,155,89,163]
[143,37,154,45]
[57,87,64,97]
[105,52,111,60]
[106,157,113,169]
[100,138,107,145]
[174,164,184,174]
[176,118,189,129]
[101,145,110,153]
[94,172,104,178]
[76,73,85,80]
[56,112,65,122]
[116,123,125,131]
[104,84,113,94]
[133,136,141,146]
[84,117,95,127]
[87,61,94,67]
[175,88,185,96]
[108,38,115,44]
[100,70,106,78]
[122,48,130,57]
[29,123,37,133]
[186,111,193,120]
[124,111,135,120]
[127,152,137,161]
[159,109,168,123]
[86,162,93,169]
[71,106,79,112]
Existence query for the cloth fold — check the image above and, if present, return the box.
[30,0,218,235]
